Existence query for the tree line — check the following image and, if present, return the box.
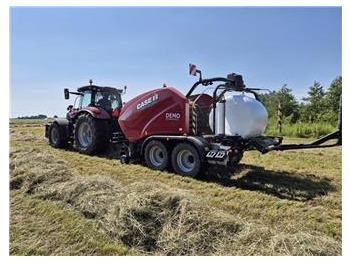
[17,114,48,119]
[259,76,342,127]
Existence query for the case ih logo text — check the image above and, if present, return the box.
[165,112,181,120]
[136,94,159,110]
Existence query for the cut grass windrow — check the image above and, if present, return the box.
[9,125,342,255]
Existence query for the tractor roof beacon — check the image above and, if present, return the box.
[45,67,341,179]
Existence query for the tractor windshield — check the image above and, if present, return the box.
[80,91,92,108]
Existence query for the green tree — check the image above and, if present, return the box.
[301,81,327,122]
[276,84,298,119]
[326,76,342,115]
[296,102,309,122]
[260,84,298,121]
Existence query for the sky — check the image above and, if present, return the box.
[9,6,342,118]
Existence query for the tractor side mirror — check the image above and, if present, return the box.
[189,63,197,76]
[119,85,127,95]
[64,88,70,100]
[189,63,202,82]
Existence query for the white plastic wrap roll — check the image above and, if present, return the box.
[209,94,268,138]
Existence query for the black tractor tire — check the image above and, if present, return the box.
[171,143,201,177]
[144,140,169,171]
[74,114,108,155]
[48,122,68,148]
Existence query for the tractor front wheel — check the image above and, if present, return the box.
[48,122,67,148]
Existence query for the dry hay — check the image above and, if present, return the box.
[10,128,45,143]
[9,147,242,255]
[9,147,341,255]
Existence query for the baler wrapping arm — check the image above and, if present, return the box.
[271,130,341,151]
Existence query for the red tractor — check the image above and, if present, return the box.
[46,80,126,154]
[46,66,341,178]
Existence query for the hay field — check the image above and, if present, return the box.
[9,122,342,255]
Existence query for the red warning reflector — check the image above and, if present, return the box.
[112,108,120,118]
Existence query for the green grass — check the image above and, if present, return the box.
[10,118,50,125]
[9,124,342,255]
[265,119,337,138]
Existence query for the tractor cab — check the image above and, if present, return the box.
[64,80,125,120]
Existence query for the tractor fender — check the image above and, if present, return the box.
[141,135,210,162]
[46,118,70,140]
[79,107,111,119]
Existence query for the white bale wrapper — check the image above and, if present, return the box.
[209,94,268,138]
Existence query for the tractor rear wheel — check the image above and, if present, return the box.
[144,140,168,171]
[48,122,67,148]
[74,114,108,155]
[171,143,201,177]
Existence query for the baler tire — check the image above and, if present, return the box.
[144,140,168,171]
[48,122,68,148]
[74,114,108,155]
[171,143,201,178]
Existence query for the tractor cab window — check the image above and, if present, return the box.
[96,92,121,112]
[110,94,121,110]
[73,96,81,110]
[80,91,92,108]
